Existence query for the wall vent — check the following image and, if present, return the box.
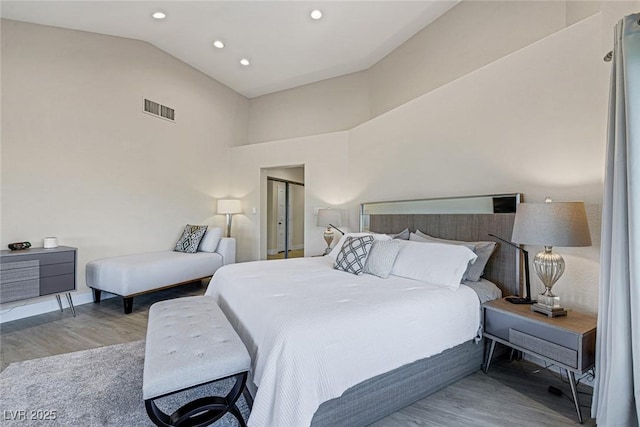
[143,98,175,122]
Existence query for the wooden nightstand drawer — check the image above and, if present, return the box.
[509,328,577,368]
[485,306,579,351]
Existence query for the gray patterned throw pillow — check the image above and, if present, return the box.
[174,225,208,253]
[334,235,375,275]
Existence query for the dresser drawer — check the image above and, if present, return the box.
[40,274,75,296]
[1,279,40,303]
[0,260,39,283]
[510,328,578,368]
[1,250,74,266]
[40,262,74,278]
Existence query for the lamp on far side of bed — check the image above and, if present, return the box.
[217,199,242,237]
[316,208,344,255]
[511,197,592,317]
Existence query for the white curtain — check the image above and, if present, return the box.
[592,13,640,427]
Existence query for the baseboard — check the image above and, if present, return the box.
[0,291,117,324]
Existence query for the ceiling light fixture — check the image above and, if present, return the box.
[151,11,166,20]
[213,40,225,49]
[240,58,250,66]
[310,9,323,20]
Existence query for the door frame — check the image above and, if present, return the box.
[266,177,304,258]
[260,165,305,260]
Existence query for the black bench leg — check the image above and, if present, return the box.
[123,297,133,314]
[145,372,249,427]
[92,289,102,303]
[243,387,254,410]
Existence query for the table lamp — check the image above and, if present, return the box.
[316,209,344,255]
[511,198,591,316]
[217,199,242,237]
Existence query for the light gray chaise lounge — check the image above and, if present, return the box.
[86,235,235,314]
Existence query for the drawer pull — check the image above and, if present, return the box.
[509,328,578,368]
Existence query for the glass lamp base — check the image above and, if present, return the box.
[538,294,561,309]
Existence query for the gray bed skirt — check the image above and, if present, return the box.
[310,338,486,426]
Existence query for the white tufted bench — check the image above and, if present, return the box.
[143,296,252,427]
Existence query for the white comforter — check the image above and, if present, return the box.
[206,257,482,427]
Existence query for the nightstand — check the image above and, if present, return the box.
[483,298,597,424]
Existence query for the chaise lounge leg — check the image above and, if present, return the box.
[92,289,102,304]
[123,297,133,314]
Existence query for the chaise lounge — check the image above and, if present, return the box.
[86,227,235,314]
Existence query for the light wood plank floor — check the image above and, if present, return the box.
[1,285,594,426]
[266,248,305,260]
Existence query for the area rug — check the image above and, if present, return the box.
[0,340,249,426]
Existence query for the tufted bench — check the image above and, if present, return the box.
[143,296,252,427]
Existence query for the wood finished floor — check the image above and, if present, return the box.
[1,284,594,426]
[266,248,305,260]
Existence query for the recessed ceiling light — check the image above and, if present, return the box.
[240,58,250,66]
[213,40,225,49]
[152,11,166,20]
[310,9,322,20]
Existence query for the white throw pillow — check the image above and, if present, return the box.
[390,240,477,290]
[198,227,223,252]
[327,232,392,261]
[414,230,497,282]
[363,240,401,279]
[409,232,477,281]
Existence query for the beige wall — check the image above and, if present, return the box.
[231,8,637,314]
[246,0,607,144]
[247,71,369,144]
[3,1,638,321]
[229,132,350,261]
[348,14,608,314]
[0,20,249,316]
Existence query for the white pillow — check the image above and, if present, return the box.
[390,240,477,290]
[328,232,392,261]
[363,240,401,279]
[198,227,223,252]
[414,230,496,282]
[409,232,477,281]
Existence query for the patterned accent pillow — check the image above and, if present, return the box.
[174,225,208,253]
[334,235,375,275]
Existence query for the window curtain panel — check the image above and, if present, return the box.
[592,13,640,427]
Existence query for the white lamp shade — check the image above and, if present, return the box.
[317,209,342,228]
[511,201,592,247]
[217,199,242,214]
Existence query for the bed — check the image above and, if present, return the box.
[206,193,522,426]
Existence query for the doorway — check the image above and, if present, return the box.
[265,167,304,260]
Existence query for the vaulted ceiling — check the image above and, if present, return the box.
[1,1,458,98]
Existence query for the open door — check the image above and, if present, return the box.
[265,167,304,260]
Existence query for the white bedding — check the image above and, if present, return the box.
[206,257,485,427]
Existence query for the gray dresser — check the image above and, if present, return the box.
[0,246,77,316]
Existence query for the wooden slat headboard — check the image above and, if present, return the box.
[368,213,519,297]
